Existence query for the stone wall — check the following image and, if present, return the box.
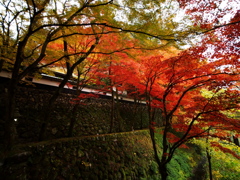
[0,79,159,143]
[0,130,160,180]
[0,129,205,180]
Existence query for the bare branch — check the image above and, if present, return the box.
[33,23,179,41]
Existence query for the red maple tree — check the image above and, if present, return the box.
[107,46,239,179]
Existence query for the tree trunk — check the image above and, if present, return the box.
[159,164,168,180]
[233,136,240,146]
[206,147,213,180]
[3,82,17,150]
[109,88,115,133]
[146,93,169,180]
[68,68,85,137]
[0,60,3,72]
[38,68,73,141]
[115,88,123,132]
[68,103,79,137]
[149,125,169,180]
[132,97,138,130]
[38,91,59,141]
[3,62,21,150]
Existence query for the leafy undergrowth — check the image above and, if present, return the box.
[147,132,240,180]
[191,138,240,180]
[153,133,202,180]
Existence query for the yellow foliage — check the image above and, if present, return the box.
[191,138,240,179]
[212,170,223,179]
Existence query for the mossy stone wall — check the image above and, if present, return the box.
[1,130,160,180]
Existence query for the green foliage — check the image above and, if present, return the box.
[150,161,159,174]
[191,138,240,179]
[167,150,194,180]
[210,143,240,179]
[152,132,240,179]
